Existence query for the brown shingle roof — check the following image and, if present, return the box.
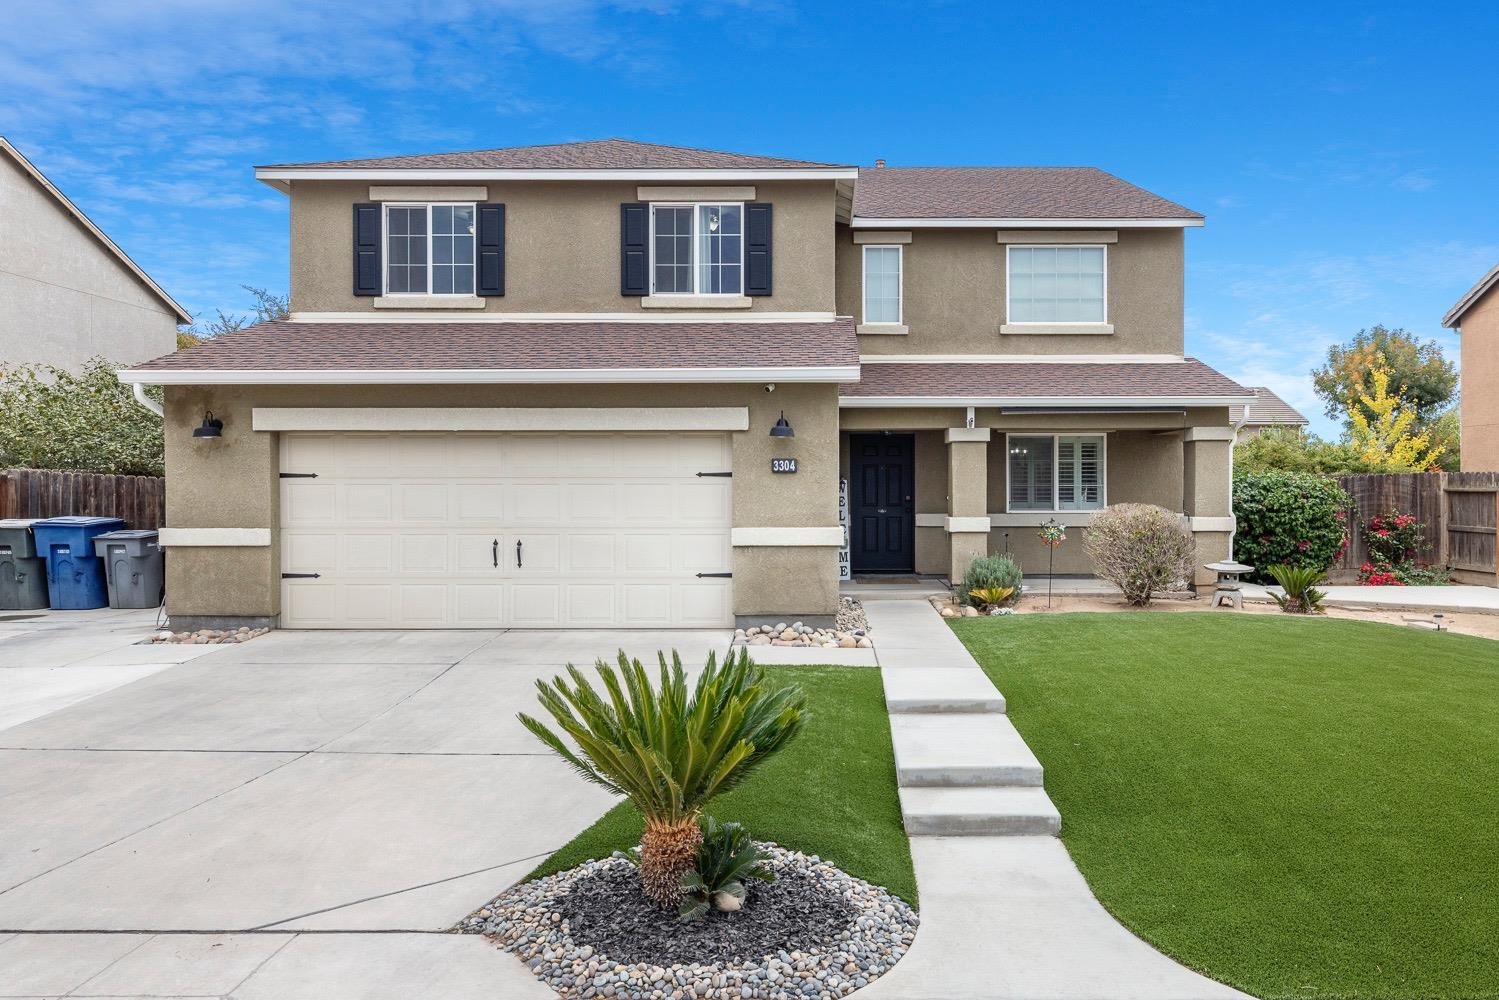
[841,359,1247,400]
[1442,261,1499,328]
[259,139,851,171]
[1230,386,1309,426]
[853,167,1201,220]
[126,319,858,374]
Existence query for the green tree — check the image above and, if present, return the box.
[0,359,164,476]
[1311,325,1457,428]
[179,285,289,344]
[1234,427,1380,475]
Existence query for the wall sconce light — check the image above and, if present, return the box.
[192,411,224,438]
[769,411,794,439]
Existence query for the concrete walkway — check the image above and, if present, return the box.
[1244,582,1499,615]
[861,600,1250,1000]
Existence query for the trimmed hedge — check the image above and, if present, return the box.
[1232,471,1351,582]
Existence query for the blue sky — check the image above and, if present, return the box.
[3,0,1495,436]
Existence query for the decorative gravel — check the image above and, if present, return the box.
[459,844,918,1000]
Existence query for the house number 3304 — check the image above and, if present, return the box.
[770,458,798,474]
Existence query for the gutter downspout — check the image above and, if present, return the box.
[131,382,163,418]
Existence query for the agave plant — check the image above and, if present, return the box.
[1267,563,1327,614]
[677,815,776,922]
[518,648,806,906]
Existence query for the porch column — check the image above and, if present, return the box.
[945,427,992,583]
[1183,426,1236,585]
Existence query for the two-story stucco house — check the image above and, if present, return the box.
[1,137,189,368]
[117,139,1251,631]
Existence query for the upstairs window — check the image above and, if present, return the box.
[385,203,475,295]
[1007,245,1106,323]
[1008,434,1106,512]
[651,203,742,295]
[862,245,902,324]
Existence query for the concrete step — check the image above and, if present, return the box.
[889,713,1043,787]
[882,667,1006,714]
[900,785,1062,836]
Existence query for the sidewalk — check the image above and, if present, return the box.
[1244,583,1499,615]
[861,600,1249,1000]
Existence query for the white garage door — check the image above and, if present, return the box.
[278,432,733,628]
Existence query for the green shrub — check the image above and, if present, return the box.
[1232,471,1352,582]
[1267,564,1327,614]
[518,648,806,906]
[1082,504,1197,606]
[0,358,163,476]
[961,554,1023,607]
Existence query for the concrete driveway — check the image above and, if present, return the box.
[0,618,731,997]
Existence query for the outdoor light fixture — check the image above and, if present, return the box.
[769,411,795,439]
[192,411,224,438]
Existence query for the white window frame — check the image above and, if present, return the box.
[382,202,477,296]
[648,201,745,296]
[1004,244,1109,326]
[1004,433,1108,513]
[861,244,903,325]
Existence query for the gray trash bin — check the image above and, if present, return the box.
[91,529,164,609]
[0,518,49,610]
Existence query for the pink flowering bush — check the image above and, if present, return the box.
[1356,510,1450,585]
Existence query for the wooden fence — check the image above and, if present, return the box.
[1330,472,1498,585]
[0,469,165,529]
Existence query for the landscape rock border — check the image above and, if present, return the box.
[144,626,270,645]
[459,844,918,1000]
[733,598,874,650]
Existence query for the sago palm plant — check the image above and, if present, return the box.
[1267,563,1327,614]
[518,647,807,906]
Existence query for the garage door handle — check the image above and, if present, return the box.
[516,539,523,568]
[696,572,732,578]
[492,539,498,568]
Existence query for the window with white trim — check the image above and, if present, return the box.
[862,245,902,324]
[1007,245,1106,323]
[385,203,475,295]
[1007,434,1105,512]
[651,203,742,295]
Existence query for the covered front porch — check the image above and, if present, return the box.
[837,405,1238,589]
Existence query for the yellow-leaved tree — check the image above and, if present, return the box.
[1346,356,1444,471]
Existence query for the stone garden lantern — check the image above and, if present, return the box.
[1204,560,1254,610]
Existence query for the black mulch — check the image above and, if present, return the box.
[558,863,856,967]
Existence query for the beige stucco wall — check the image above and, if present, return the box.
[0,152,179,369]
[1459,285,1499,472]
[289,180,837,315]
[836,224,1185,357]
[162,382,841,623]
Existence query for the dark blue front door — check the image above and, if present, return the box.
[849,434,915,573]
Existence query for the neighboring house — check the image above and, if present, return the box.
[117,139,1251,631]
[1443,262,1499,472]
[1230,386,1309,440]
[0,137,188,369]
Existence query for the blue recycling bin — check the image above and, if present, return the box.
[31,516,126,610]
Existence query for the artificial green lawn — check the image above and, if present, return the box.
[951,612,1499,1000]
[526,664,918,905]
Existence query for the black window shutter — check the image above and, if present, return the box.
[620,202,649,296]
[477,203,506,296]
[745,202,772,296]
[352,203,381,296]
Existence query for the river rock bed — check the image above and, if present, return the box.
[459,844,917,1000]
[144,627,270,645]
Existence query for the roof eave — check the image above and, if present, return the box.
[850,216,1205,229]
[256,166,859,190]
[117,364,860,386]
[839,393,1254,408]
[1442,261,1499,328]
